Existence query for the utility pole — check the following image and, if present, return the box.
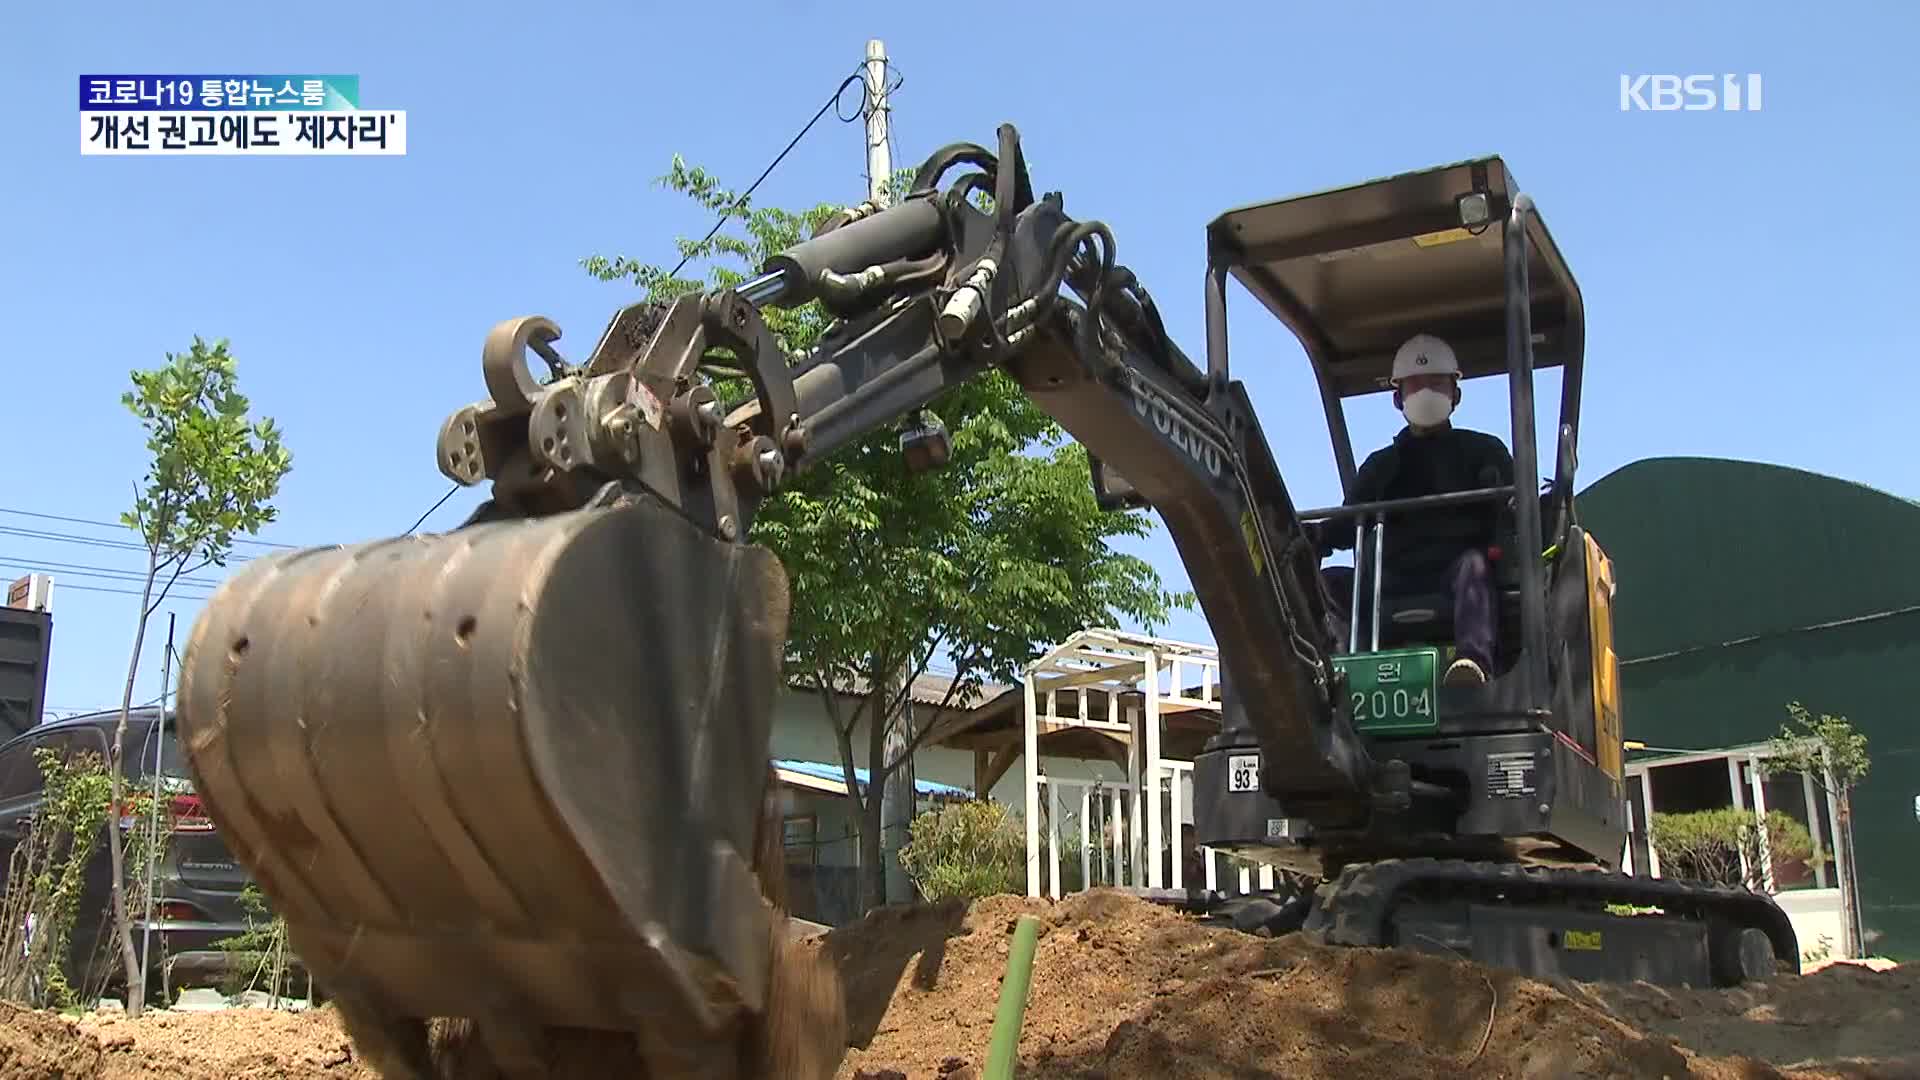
[863,38,892,207]
[865,36,915,907]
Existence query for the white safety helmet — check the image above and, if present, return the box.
[1391,333,1460,384]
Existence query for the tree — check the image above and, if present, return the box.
[1765,701,1871,957]
[109,338,291,1012]
[584,158,1191,910]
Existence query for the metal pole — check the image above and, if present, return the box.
[863,39,893,207]
[864,40,910,904]
[1144,649,1162,889]
[1502,196,1550,706]
[1023,674,1040,897]
[1370,519,1386,651]
[140,612,175,997]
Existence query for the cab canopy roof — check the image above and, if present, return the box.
[1205,155,1585,399]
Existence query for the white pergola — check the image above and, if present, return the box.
[1020,628,1222,897]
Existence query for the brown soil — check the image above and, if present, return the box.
[0,891,1910,1080]
[1567,961,1920,1074]
[0,999,375,1080]
[813,889,1917,1080]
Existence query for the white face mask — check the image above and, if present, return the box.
[1402,387,1453,428]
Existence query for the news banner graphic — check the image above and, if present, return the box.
[80,75,406,156]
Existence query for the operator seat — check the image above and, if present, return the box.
[1373,551,1525,670]
[1353,487,1563,673]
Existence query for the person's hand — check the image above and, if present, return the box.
[1302,520,1336,557]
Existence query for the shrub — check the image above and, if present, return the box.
[0,749,115,1008]
[1650,807,1815,890]
[896,800,1024,902]
[213,882,295,1000]
[1039,827,1093,894]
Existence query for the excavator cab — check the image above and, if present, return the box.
[1191,155,1630,872]
[1106,150,1791,990]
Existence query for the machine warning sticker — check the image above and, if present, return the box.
[1412,227,1473,248]
[1229,754,1260,793]
[1239,511,1265,578]
[628,377,665,431]
[1564,930,1603,951]
[1266,818,1295,840]
[1485,751,1538,799]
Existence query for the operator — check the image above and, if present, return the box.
[1311,333,1513,688]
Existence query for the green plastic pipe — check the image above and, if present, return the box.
[984,915,1041,1080]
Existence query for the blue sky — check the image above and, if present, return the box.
[4,1,1915,716]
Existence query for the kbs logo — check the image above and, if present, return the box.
[1126,372,1224,479]
[1620,74,1763,112]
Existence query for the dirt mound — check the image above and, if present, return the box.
[0,1002,108,1079]
[0,891,1911,1079]
[0,1001,374,1080]
[1571,961,1920,1073]
[813,889,1916,1080]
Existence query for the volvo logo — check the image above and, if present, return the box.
[1127,372,1224,479]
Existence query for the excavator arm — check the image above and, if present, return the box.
[440,123,1380,823]
[173,124,1380,1078]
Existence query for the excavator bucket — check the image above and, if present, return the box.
[174,493,815,1076]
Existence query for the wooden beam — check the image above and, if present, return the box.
[918,706,989,748]
[943,722,1136,756]
[1034,661,1147,693]
[1046,647,1144,669]
[975,744,1021,797]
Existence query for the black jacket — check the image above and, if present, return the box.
[1328,424,1514,590]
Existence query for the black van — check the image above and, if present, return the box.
[0,707,264,1000]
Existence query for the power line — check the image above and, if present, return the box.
[28,580,213,604]
[403,486,458,536]
[398,63,877,537]
[0,524,261,563]
[0,570,215,605]
[0,507,295,550]
[666,68,870,283]
[1619,603,1920,666]
[0,524,154,555]
[0,555,225,590]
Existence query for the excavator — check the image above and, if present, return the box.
[173,124,1799,1077]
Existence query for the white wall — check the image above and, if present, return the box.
[1775,888,1847,964]
[776,786,864,869]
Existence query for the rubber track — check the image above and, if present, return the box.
[1302,857,1801,970]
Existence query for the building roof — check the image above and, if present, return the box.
[1577,455,1920,961]
[771,758,971,798]
[786,670,1012,713]
[1576,456,1920,663]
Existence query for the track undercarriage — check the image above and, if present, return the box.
[1304,858,1796,987]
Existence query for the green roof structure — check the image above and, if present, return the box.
[1578,456,1920,961]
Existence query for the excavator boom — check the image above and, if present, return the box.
[176,123,1367,1077]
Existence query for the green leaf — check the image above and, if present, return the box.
[586,154,1183,723]
[122,337,293,581]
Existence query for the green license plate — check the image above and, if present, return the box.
[1333,647,1439,734]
